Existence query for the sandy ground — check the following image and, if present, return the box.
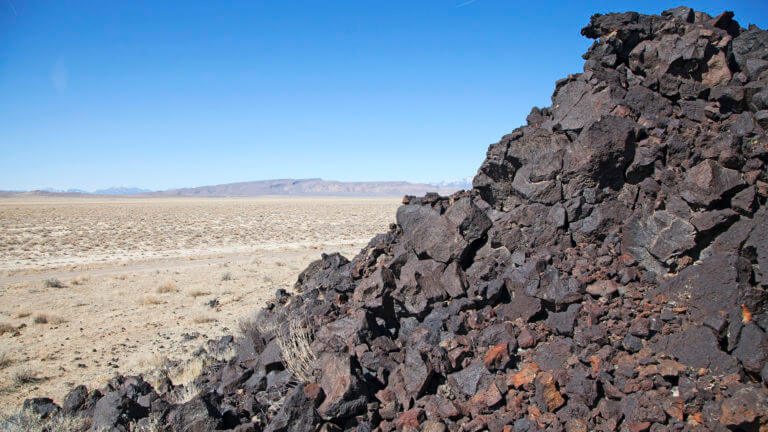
[0,196,400,408]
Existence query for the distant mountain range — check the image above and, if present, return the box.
[154,178,464,197]
[37,186,153,195]
[430,176,473,190]
[1,178,473,198]
[94,186,154,195]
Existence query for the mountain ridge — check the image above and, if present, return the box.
[0,178,466,198]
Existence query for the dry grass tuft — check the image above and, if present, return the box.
[274,316,317,383]
[0,350,12,369]
[69,274,91,285]
[12,366,40,387]
[43,278,66,288]
[167,358,204,387]
[0,407,91,432]
[210,344,238,363]
[156,281,178,294]
[139,295,165,306]
[32,313,66,325]
[237,313,259,336]
[0,322,15,335]
[220,272,233,281]
[191,314,216,324]
[128,415,165,432]
[132,352,168,371]
[169,383,201,405]
[187,289,211,298]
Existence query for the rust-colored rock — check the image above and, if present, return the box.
[720,387,768,426]
[534,372,564,412]
[468,382,503,414]
[508,363,539,389]
[395,408,425,429]
[483,342,510,370]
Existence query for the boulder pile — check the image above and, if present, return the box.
[13,7,768,432]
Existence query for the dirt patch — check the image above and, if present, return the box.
[0,196,399,408]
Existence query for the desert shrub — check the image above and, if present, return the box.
[167,358,204,387]
[191,314,216,324]
[0,407,90,432]
[210,344,238,363]
[238,318,255,337]
[33,313,66,325]
[156,281,177,294]
[0,350,12,369]
[274,316,316,383]
[187,289,211,298]
[128,415,166,432]
[69,274,90,285]
[139,295,164,305]
[0,322,14,335]
[169,383,201,405]
[12,366,40,387]
[220,272,232,281]
[43,278,65,288]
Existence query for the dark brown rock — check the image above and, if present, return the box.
[680,160,745,207]
[732,324,768,375]
[447,361,492,398]
[317,354,368,420]
[720,386,768,427]
[534,372,565,412]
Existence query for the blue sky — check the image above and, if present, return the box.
[1,1,766,191]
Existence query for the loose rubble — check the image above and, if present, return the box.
[7,7,768,431]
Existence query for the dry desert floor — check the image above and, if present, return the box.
[0,196,400,409]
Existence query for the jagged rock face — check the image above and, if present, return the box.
[20,7,768,432]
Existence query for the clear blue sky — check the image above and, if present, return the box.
[1,1,766,191]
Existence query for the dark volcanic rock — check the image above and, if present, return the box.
[317,353,368,420]
[264,384,322,432]
[166,395,221,432]
[654,327,739,374]
[62,385,89,414]
[680,159,745,207]
[22,398,60,419]
[294,252,353,293]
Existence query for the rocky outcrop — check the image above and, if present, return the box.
[12,7,768,432]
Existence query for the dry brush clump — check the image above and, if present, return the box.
[169,383,201,405]
[69,274,91,285]
[0,349,12,369]
[167,357,205,387]
[273,316,317,383]
[43,278,65,288]
[187,288,211,298]
[139,295,165,306]
[32,313,66,325]
[0,322,14,335]
[11,366,40,387]
[0,407,91,432]
[156,281,178,294]
[191,314,216,324]
[237,312,260,336]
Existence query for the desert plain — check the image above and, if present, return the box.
[0,196,400,409]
